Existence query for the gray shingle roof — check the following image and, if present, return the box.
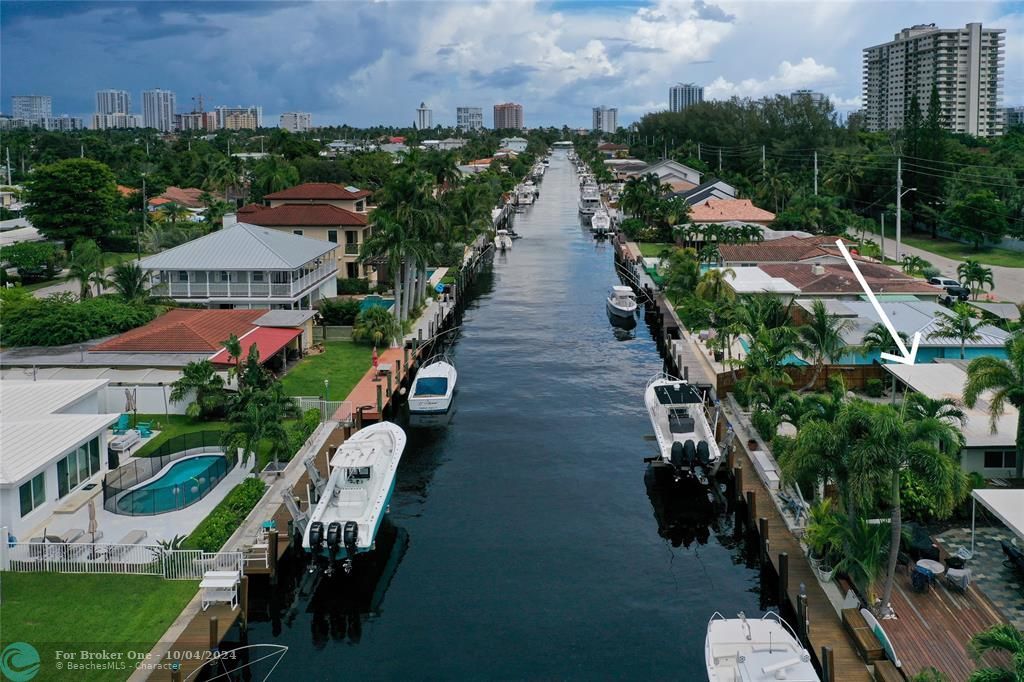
[140,223,336,271]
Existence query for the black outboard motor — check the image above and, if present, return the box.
[342,521,359,574]
[307,521,325,573]
[326,522,342,556]
[697,441,711,466]
[683,440,697,469]
[670,441,685,468]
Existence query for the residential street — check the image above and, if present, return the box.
[29,260,138,299]
[882,240,1024,304]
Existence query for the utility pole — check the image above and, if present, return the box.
[5,147,11,185]
[813,151,818,196]
[697,142,701,162]
[718,147,722,173]
[139,174,146,262]
[895,157,902,262]
[880,213,885,262]
[761,145,766,175]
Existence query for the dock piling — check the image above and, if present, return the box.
[208,616,218,652]
[734,464,743,504]
[821,646,834,682]
[778,552,789,608]
[376,384,383,418]
[759,517,769,563]
[797,592,808,642]
[745,490,756,526]
[268,529,279,585]
[240,575,249,631]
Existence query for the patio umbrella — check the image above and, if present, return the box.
[87,500,99,559]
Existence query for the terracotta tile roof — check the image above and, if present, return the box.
[597,143,629,151]
[239,203,367,227]
[667,179,698,193]
[117,184,137,197]
[720,236,854,263]
[759,263,941,296]
[264,183,371,201]
[91,309,264,353]
[148,186,213,209]
[689,198,775,223]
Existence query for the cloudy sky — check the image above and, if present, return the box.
[2,0,1022,128]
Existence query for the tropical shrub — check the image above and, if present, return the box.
[289,408,322,452]
[182,478,267,552]
[619,217,646,241]
[921,266,940,280]
[1,294,160,346]
[318,298,361,325]
[352,306,401,346]
[865,378,884,398]
[336,277,371,295]
[751,407,780,441]
[0,241,65,282]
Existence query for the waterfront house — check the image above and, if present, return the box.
[630,159,702,193]
[499,136,529,153]
[689,198,775,227]
[0,380,119,539]
[673,178,737,205]
[264,182,371,213]
[719,235,855,266]
[141,223,337,310]
[883,362,1019,477]
[723,262,940,301]
[597,142,629,158]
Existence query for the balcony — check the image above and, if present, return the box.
[151,262,337,302]
[344,243,361,255]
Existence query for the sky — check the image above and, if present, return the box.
[1,0,1022,129]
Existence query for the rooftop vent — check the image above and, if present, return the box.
[812,264,826,276]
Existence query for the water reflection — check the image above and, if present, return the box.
[607,309,637,336]
[407,408,455,430]
[644,466,719,548]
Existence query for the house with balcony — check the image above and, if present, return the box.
[263,182,372,213]
[141,223,337,309]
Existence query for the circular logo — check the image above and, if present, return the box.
[1,642,40,682]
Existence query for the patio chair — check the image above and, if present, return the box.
[112,414,130,435]
[137,424,153,438]
[911,565,933,593]
[945,567,971,593]
[1001,540,1024,574]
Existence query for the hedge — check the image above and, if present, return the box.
[182,478,267,552]
[0,294,160,346]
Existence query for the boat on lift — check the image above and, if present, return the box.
[303,422,407,574]
[408,354,457,415]
[591,209,611,236]
[606,285,638,319]
[706,611,819,682]
[494,229,513,251]
[644,374,721,486]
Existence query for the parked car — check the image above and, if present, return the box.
[928,276,970,305]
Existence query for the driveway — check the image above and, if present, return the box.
[30,259,138,299]
[884,240,1023,305]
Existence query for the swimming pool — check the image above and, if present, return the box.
[115,454,230,515]
[359,295,395,312]
[738,337,809,366]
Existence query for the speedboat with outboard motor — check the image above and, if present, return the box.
[494,229,513,251]
[408,354,457,415]
[706,611,819,681]
[606,285,638,319]
[644,373,721,486]
[591,209,611,236]
[304,422,407,575]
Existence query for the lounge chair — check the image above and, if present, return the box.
[945,567,971,593]
[60,529,85,543]
[112,414,130,435]
[1001,540,1024,574]
[115,530,148,545]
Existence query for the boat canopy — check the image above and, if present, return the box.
[415,377,449,396]
[611,286,634,296]
[653,383,703,405]
[331,441,382,468]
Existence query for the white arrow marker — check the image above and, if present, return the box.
[836,239,919,365]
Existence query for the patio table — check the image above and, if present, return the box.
[916,558,945,576]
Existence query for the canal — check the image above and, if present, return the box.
[245,152,771,679]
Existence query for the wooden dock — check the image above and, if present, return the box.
[733,442,873,681]
[150,603,241,682]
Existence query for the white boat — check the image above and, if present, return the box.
[706,612,819,682]
[516,182,536,206]
[303,421,407,573]
[408,354,457,415]
[591,209,611,235]
[494,229,513,251]
[606,285,637,319]
[644,373,722,485]
[579,185,601,215]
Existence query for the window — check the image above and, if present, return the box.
[19,472,46,517]
[292,230,303,236]
[218,271,229,283]
[346,263,359,279]
[355,200,364,212]
[252,272,265,283]
[327,230,338,244]
[176,271,189,282]
[984,451,1017,469]
[57,437,100,498]
[345,230,358,245]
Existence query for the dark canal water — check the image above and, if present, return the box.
[244,152,771,680]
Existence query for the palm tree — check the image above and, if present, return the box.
[968,623,1024,682]
[957,259,995,301]
[360,208,414,324]
[964,333,1024,477]
[353,305,402,346]
[928,303,985,360]
[109,262,149,302]
[68,239,104,299]
[798,299,854,391]
[900,255,929,276]
[859,322,911,360]
[157,202,191,225]
[736,325,801,411]
[694,267,736,307]
[223,383,300,468]
[222,334,244,388]
[659,247,700,303]
[169,360,226,419]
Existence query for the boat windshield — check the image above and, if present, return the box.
[346,467,371,484]
[415,377,449,396]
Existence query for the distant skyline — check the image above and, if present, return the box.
[1,1,1022,128]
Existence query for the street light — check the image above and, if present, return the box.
[324,378,330,402]
[895,186,916,263]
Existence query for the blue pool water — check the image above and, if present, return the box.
[359,295,395,312]
[739,337,809,366]
[116,455,229,515]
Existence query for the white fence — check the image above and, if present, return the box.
[294,397,353,425]
[1,542,243,581]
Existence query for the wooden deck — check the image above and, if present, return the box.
[734,444,873,682]
[883,562,1007,680]
[339,346,413,421]
[149,603,241,681]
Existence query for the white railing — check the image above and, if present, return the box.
[1,542,243,581]
[294,397,353,425]
[151,263,337,300]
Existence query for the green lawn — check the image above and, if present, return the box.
[280,340,372,398]
[0,573,197,682]
[899,234,1024,269]
[638,242,673,258]
[132,414,228,458]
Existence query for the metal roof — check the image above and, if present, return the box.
[0,380,119,485]
[255,310,318,327]
[0,367,226,385]
[973,490,1024,542]
[969,302,1022,322]
[882,363,1018,449]
[140,222,336,271]
[831,300,1009,348]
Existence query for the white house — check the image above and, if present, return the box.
[141,223,338,310]
[499,136,529,153]
[634,159,703,192]
[0,380,120,539]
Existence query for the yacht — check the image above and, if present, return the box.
[706,612,819,682]
[303,422,407,574]
[408,354,457,415]
[579,185,601,215]
[606,285,638,319]
[591,209,611,236]
[644,374,721,486]
[494,229,513,251]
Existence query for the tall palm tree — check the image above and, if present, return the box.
[798,299,854,391]
[68,239,104,299]
[109,262,150,303]
[222,334,245,388]
[859,322,911,360]
[694,267,736,307]
[928,303,985,360]
[968,623,1024,682]
[964,333,1024,477]
[222,383,300,468]
[360,208,413,324]
[957,259,995,301]
[169,360,226,419]
[736,325,801,411]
